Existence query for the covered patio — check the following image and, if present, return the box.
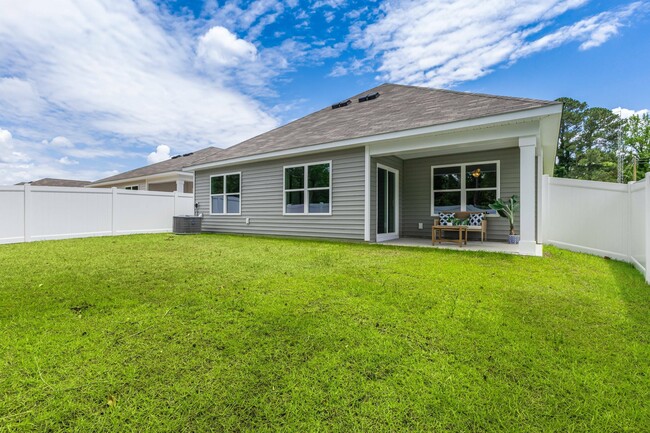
[363,106,561,257]
[381,237,522,254]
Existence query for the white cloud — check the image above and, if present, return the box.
[613,107,650,119]
[313,0,347,9]
[204,0,285,39]
[0,0,278,152]
[147,144,172,164]
[354,0,645,87]
[58,156,79,165]
[328,58,369,77]
[0,128,10,144]
[344,7,368,20]
[197,26,258,66]
[0,128,119,185]
[43,136,74,148]
[0,77,45,118]
[0,128,30,164]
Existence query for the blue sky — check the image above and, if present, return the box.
[0,0,649,184]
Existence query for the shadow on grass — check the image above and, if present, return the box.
[607,258,650,326]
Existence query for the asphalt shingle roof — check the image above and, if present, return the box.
[191,83,559,167]
[91,146,223,184]
[15,178,92,187]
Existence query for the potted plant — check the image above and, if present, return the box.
[489,195,520,244]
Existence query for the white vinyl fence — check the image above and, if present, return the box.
[543,174,650,282]
[0,186,194,244]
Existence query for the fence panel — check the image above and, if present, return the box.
[544,177,630,260]
[544,174,649,282]
[29,187,113,241]
[114,189,176,234]
[0,186,26,244]
[629,181,646,272]
[0,186,195,244]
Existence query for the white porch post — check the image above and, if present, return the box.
[176,180,185,193]
[519,136,538,256]
[364,145,371,242]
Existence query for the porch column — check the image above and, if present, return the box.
[519,136,537,256]
[176,180,185,193]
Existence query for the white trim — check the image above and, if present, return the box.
[209,172,242,216]
[89,171,193,188]
[364,146,371,241]
[185,105,563,172]
[518,136,537,256]
[282,161,332,216]
[376,163,400,242]
[430,160,501,216]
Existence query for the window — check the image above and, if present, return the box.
[431,161,499,215]
[284,162,331,214]
[210,173,241,215]
[125,185,139,190]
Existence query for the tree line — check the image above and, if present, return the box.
[555,97,650,183]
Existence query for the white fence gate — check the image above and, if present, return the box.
[0,186,194,244]
[543,174,650,282]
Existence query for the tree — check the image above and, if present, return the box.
[555,98,624,183]
[622,113,650,179]
[555,97,587,178]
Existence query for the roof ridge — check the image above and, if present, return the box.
[382,82,559,106]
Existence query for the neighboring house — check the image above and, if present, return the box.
[16,178,92,187]
[185,83,562,256]
[88,147,222,193]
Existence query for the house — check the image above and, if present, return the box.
[88,147,222,193]
[16,178,92,187]
[184,83,562,256]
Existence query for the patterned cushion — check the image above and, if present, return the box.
[468,213,484,226]
[439,212,455,226]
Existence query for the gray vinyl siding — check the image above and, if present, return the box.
[370,156,404,243]
[195,147,365,239]
[401,147,521,241]
[147,181,176,192]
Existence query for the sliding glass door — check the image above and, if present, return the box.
[376,165,399,242]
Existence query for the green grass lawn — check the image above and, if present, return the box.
[1,234,649,432]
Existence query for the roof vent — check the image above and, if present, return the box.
[358,92,380,103]
[331,99,351,109]
[182,152,194,157]
[171,155,182,159]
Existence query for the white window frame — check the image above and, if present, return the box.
[210,172,242,216]
[431,160,500,217]
[283,161,332,216]
[376,163,400,242]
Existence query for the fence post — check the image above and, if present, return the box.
[627,181,632,262]
[645,173,650,283]
[23,185,32,242]
[541,175,549,244]
[173,191,179,217]
[111,187,118,236]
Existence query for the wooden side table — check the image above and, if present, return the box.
[432,225,468,247]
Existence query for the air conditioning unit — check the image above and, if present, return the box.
[173,216,202,234]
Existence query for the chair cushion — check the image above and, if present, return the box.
[439,212,455,226]
[468,213,484,226]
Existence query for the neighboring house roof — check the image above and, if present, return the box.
[190,83,561,168]
[90,146,222,185]
[15,178,92,187]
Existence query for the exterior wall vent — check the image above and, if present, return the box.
[358,92,380,103]
[331,99,351,109]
